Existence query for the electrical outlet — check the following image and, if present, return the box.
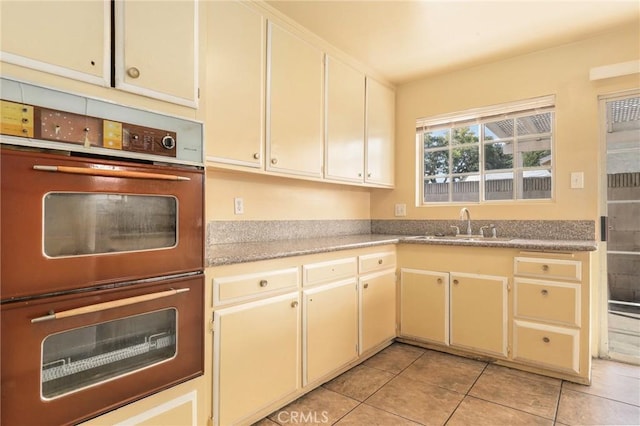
[394,203,406,217]
[234,197,244,215]
[570,172,584,189]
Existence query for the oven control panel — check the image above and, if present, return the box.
[1,100,177,158]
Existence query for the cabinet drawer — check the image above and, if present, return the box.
[514,257,581,281]
[303,257,357,287]
[359,251,396,274]
[213,267,299,304]
[514,279,581,326]
[513,320,579,374]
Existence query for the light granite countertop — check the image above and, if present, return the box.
[206,234,597,267]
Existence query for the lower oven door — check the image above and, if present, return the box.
[0,273,204,426]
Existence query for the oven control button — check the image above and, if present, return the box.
[161,135,176,150]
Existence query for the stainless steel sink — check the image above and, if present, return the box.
[408,235,514,242]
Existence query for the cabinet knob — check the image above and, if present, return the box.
[378,259,383,265]
[126,67,141,79]
[453,279,459,285]
[541,289,549,296]
[291,301,299,308]
[367,172,372,178]
[542,337,550,343]
[271,158,278,165]
[259,280,268,287]
[358,173,362,177]
[437,278,443,284]
[542,264,549,272]
[253,153,260,160]
[363,283,369,289]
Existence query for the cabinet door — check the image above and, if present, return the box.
[214,292,300,426]
[400,269,449,345]
[325,56,365,183]
[115,0,198,107]
[450,273,508,357]
[303,280,358,385]
[206,0,264,168]
[267,22,323,178]
[0,1,109,85]
[365,77,395,186]
[359,270,396,354]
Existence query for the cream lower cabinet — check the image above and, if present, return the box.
[399,269,507,357]
[399,269,449,345]
[450,273,508,357]
[213,292,300,426]
[359,269,397,354]
[512,254,585,376]
[303,279,358,385]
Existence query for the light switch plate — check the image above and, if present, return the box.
[394,203,407,217]
[570,172,584,189]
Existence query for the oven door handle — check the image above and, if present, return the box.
[31,288,190,323]
[33,165,191,181]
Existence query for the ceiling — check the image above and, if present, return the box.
[265,0,640,85]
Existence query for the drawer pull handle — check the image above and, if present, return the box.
[259,280,268,287]
[291,301,298,308]
[253,152,260,160]
[453,279,459,285]
[437,278,443,284]
[542,337,550,343]
[378,259,383,265]
[541,289,549,296]
[363,283,369,289]
[542,264,549,272]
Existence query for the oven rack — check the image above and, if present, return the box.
[42,333,174,383]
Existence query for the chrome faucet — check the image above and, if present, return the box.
[459,207,472,236]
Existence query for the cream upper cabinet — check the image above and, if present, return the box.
[449,272,509,357]
[359,269,397,354]
[365,77,395,187]
[0,1,110,85]
[399,269,449,345]
[325,56,366,183]
[114,0,199,107]
[205,0,264,168]
[267,22,324,178]
[303,280,358,385]
[213,292,300,426]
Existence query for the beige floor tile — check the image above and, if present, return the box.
[363,342,425,374]
[556,388,640,425]
[365,375,464,425]
[252,418,279,426]
[399,350,486,393]
[323,364,395,401]
[334,403,421,425]
[469,364,561,419]
[563,358,640,406]
[268,387,358,425]
[447,396,553,426]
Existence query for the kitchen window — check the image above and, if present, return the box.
[417,96,555,204]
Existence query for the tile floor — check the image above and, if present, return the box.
[255,342,640,426]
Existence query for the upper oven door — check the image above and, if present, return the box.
[1,148,204,300]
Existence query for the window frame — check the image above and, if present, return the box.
[416,96,556,205]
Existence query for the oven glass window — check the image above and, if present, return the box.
[43,193,177,257]
[41,309,177,399]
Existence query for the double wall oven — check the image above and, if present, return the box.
[0,78,205,425]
